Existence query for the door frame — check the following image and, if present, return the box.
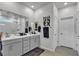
[57,15,76,49]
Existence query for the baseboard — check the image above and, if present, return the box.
[58,44,75,50]
[39,46,56,52]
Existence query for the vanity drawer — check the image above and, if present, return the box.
[23,40,29,48]
[2,39,22,45]
[23,43,29,48]
[23,46,29,54]
[29,36,35,40]
[23,37,29,41]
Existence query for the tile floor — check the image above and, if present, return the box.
[40,46,78,56]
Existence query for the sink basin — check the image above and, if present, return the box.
[19,33,27,36]
[31,32,36,34]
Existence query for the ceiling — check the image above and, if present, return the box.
[18,2,52,10]
[18,2,77,10]
[55,2,77,9]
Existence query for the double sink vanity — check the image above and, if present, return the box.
[1,33,40,56]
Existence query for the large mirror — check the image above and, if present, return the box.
[0,16,17,34]
[0,9,28,34]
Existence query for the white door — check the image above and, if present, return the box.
[59,16,75,48]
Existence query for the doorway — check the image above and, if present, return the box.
[58,16,75,48]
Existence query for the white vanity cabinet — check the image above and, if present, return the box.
[22,35,40,54]
[75,37,79,55]
[30,35,40,50]
[2,34,40,56]
[22,37,30,54]
[2,39,22,56]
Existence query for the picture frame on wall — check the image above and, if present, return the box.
[43,16,50,26]
[47,16,50,26]
[43,17,46,26]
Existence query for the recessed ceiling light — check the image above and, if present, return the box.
[64,2,68,6]
[31,5,34,8]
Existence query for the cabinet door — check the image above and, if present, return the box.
[23,37,30,54]
[2,45,10,56]
[2,39,22,56]
[35,35,40,47]
[30,36,36,50]
[2,44,17,56]
[75,39,79,55]
[11,41,22,56]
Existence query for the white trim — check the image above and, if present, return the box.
[58,15,75,48]
[40,46,56,52]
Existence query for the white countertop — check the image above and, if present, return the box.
[1,33,40,41]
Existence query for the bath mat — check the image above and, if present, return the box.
[22,47,44,56]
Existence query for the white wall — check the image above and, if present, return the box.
[58,5,77,18]
[52,4,58,50]
[77,3,79,11]
[35,3,58,51]
[35,3,53,51]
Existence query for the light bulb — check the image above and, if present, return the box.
[64,2,68,6]
[31,5,34,8]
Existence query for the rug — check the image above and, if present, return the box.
[22,47,44,56]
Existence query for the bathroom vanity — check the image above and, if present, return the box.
[1,33,40,56]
